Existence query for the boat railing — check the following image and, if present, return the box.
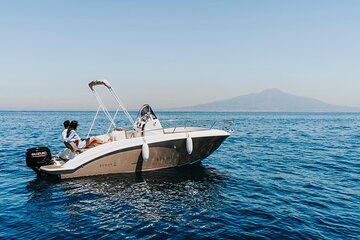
[113,119,234,139]
[160,119,234,133]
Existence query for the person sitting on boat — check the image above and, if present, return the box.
[65,120,109,148]
[61,120,70,141]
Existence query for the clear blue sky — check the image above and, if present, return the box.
[1,0,359,110]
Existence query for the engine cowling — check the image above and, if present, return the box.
[26,147,52,174]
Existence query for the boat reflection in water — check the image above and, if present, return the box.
[25,163,226,237]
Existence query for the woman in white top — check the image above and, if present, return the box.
[61,120,70,141]
[65,120,108,148]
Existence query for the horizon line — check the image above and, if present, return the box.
[1,109,360,113]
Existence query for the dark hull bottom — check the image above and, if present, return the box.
[57,136,228,179]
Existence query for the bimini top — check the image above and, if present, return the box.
[88,79,112,91]
[137,104,158,119]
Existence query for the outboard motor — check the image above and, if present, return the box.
[26,147,52,175]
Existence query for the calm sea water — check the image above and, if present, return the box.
[0,111,359,239]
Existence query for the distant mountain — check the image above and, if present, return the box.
[172,89,359,112]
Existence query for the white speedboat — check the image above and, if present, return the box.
[26,80,231,179]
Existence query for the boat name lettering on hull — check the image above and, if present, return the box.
[99,162,117,168]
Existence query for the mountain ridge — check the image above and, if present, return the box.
[167,89,359,112]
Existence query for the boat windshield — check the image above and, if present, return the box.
[137,104,158,119]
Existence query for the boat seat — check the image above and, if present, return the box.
[64,141,87,154]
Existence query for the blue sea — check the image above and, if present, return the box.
[0,111,359,239]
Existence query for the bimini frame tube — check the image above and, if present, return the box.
[87,80,134,137]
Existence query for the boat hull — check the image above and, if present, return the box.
[53,135,228,179]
